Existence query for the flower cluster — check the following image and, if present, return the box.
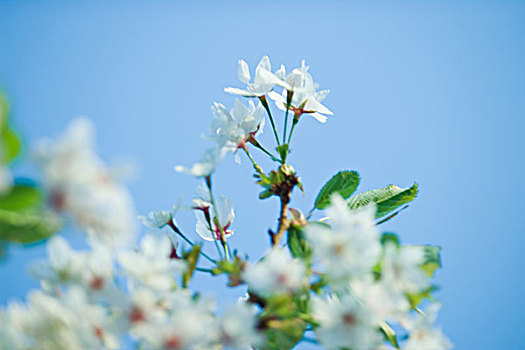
[0,57,451,350]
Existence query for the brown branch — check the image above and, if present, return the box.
[272,196,290,246]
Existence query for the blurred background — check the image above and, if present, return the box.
[1,1,524,349]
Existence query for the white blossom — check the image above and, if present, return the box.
[349,275,410,322]
[269,60,333,123]
[174,145,226,177]
[138,211,173,229]
[312,294,382,350]
[382,243,431,294]
[4,288,119,350]
[118,234,186,291]
[209,99,265,162]
[34,117,137,247]
[402,304,453,350]
[192,182,211,210]
[195,195,234,241]
[211,301,263,349]
[134,290,216,350]
[28,236,86,287]
[243,247,306,295]
[224,56,289,97]
[306,194,381,281]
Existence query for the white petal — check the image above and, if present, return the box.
[238,60,251,84]
[256,56,271,72]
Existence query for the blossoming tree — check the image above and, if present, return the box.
[0,57,452,350]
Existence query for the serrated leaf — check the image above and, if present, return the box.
[0,209,61,243]
[314,171,360,210]
[347,183,418,218]
[0,184,43,211]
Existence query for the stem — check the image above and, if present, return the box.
[282,90,293,148]
[243,147,264,176]
[166,221,217,264]
[195,267,214,274]
[259,96,280,147]
[206,176,230,261]
[287,119,298,144]
[250,139,281,163]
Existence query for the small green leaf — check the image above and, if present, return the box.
[314,171,360,210]
[182,245,201,288]
[407,285,438,308]
[379,321,400,349]
[0,209,61,244]
[0,184,43,211]
[380,232,400,246]
[287,226,312,263]
[276,144,289,161]
[418,245,442,277]
[347,183,418,218]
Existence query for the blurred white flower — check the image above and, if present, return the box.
[211,301,263,349]
[195,195,234,241]
[4,288,119,350]
[382,243,431,294]
[243,247,306,295]
[312,294,382,350]
[269,60,333,123]
[138,211,173,229]
[34,117,137,247]
[349,275,410,322]
[224,56,289,97]
[118,234,186,291]
[134,290,216,350]
[28,236,86,287]
[402,304,453,350]
[306,194,381,281]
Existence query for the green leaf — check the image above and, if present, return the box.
[407,285,438,308]
[413,245,442,277]
[264,318,307,350]
[287,226,312,263]
[0,209,61,244]
[347,183,418,218]
[182,245,201,288]
[380,232,400,246]
[276,144,289,161]
[0,93,21,164]
[0,184,43,211]
[379,321,400,349]
[314,171,360,210]
[1,128,21,164]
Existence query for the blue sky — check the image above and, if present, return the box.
[1,1,524,348]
